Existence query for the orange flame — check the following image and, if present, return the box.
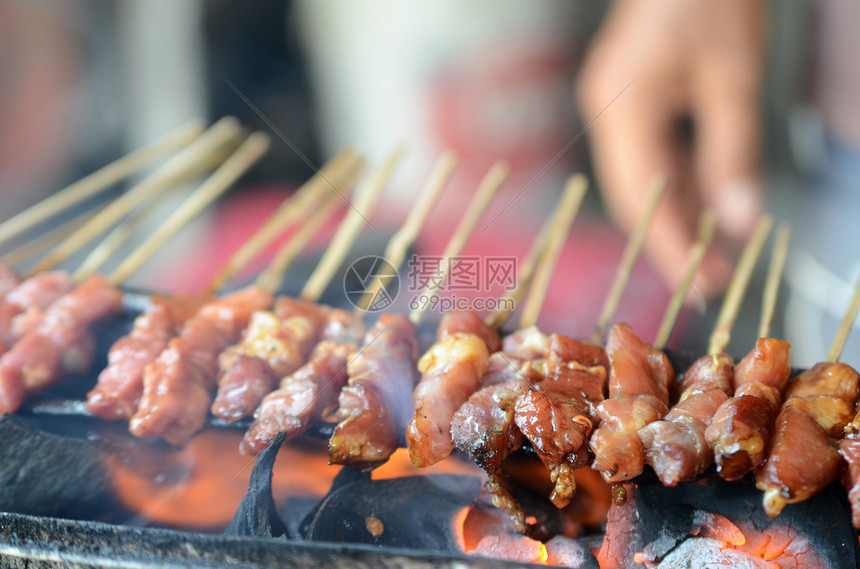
[104,429,338,532]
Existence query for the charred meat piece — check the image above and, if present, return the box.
[86,294,206,421]
[639,353,733,486]
[329,314,419,469]
[129,286,273,446]
[407,310,498,467]
[591,323,674,483]
[211,297,328,422]
[240,307,365,455]
[452,375,532,474]
[0,274,123,415]
[757,361,860,516]
[705,338,791,480]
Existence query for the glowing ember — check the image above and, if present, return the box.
[105,429,338,531]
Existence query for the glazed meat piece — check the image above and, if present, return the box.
[329,314,419,469]
[0,271,74,352]
[479,327,549,388]
[705,338,791,480]
[407,310,499,467]
[757,361,860,516]
[639,353,733,486]
[591,323,674,483]
[515,363,606,508]
[211,297,328,422]
[500,326,549,359]
[546,333,609,371]
[240,307,365,455]
[86,294,206,420]
[129,286,273,446]
[437,309,501,352]
[0,274,123,414]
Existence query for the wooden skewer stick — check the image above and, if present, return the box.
[78,139,248,281]
[518,174,589,329]
[707,215,774,356]
[300,147,405,302]
[104,132,272,285]
[354,151,457,313]
[74,203,158,283]
[0,205,107,268]
[28,117,242,276]
[409,160,509,324]
[592,174,667,343]
[758,224,791,339]
[0,120,204,249]
[254,166,363,295]
[654,211,716,350]
[204,147,361,295]
[827,274,860,363]
[485,220,553,329]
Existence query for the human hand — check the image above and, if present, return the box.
[576,0,766,298]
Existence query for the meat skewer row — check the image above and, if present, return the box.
[431,202,574,529]
[515,174,667,511]
[131,146,386,446]
[448,176,608,532]
[705,225,792,481]
[328,313,419,468]
[328,159,506,469]
[639,215,774,486]
[590,209,717,490]
[592,213,723,567]
[241,307,365,455]
[210,158,366,423]
[232,148,396,451]
[759,262,860,517]
[0,125,260,415]
[87,144,357,422]
[243,151,454,454]
[429,174,587,481]
[451,175,662,530]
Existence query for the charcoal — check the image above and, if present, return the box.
[296,465,371,539]
[606,477,859,568]
[302,474,482,552]
[0,414,117,520]
[225,431,287,538]
[656,537,777,568]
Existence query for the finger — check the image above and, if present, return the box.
[693,5,766,241]
[578,62,711,293]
